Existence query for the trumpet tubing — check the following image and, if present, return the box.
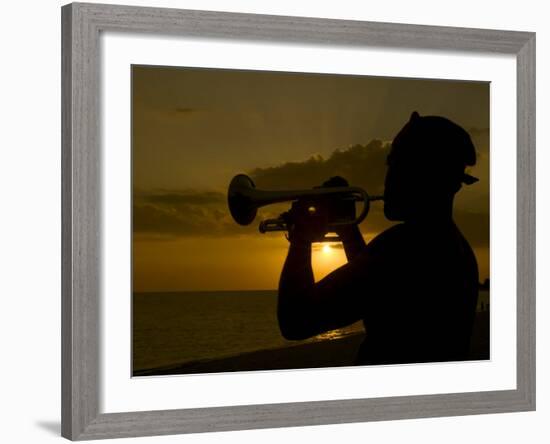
[259,195,383,233]
[227,174,383,237]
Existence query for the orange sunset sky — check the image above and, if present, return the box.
[132,66,489,292]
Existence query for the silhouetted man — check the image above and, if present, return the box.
[277,112,479,365]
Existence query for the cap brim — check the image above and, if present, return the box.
[462,173,479,185]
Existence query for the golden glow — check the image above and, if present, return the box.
[132,67,490,291]
[311,242,348,282]
[133,235,290,292]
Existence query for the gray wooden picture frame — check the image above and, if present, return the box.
[61,2,536,440]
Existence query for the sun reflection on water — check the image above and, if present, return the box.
[314,329,348,341]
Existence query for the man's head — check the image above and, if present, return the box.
[384,111,477,222]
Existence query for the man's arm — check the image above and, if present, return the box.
[320,176,368,262]
[277,240,315,340]
[277,237,369,341]
[277,221,404,341]
[338,225,367,262]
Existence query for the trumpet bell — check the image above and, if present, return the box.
[227,173,383,237]
[227,174,258,225]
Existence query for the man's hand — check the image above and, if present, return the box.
[282,176,365,249]
[321,176,367,259]
[320,176,357,241]
[284,200,329,244]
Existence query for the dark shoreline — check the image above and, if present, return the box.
[134,311,489,377]
[133,333,366,376]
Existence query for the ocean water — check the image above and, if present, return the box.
[133,290,364,372]
[133,289,490,372]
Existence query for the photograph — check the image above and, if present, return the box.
[131,65,490,377]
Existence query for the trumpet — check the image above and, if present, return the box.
[227,174,383,241]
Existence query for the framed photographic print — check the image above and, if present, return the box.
[61,2,535,440]
[131,66,490,377]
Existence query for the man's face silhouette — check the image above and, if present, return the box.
[383,112,475,222]
[383,113,430,222]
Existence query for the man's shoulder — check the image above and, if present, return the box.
[355,223,409,262]
[345,224,408,276]
[369,223,409,247]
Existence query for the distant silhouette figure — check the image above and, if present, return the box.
[278,111,480,364]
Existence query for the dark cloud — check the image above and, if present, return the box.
[133,141,392,238]
[250,139,390,195]
[249,132,489,248]
[175,107,202,115]
[134,137,488,248]
[134,190,255,238]
[141,190,224,206]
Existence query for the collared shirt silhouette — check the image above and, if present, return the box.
[277,112,480,365]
